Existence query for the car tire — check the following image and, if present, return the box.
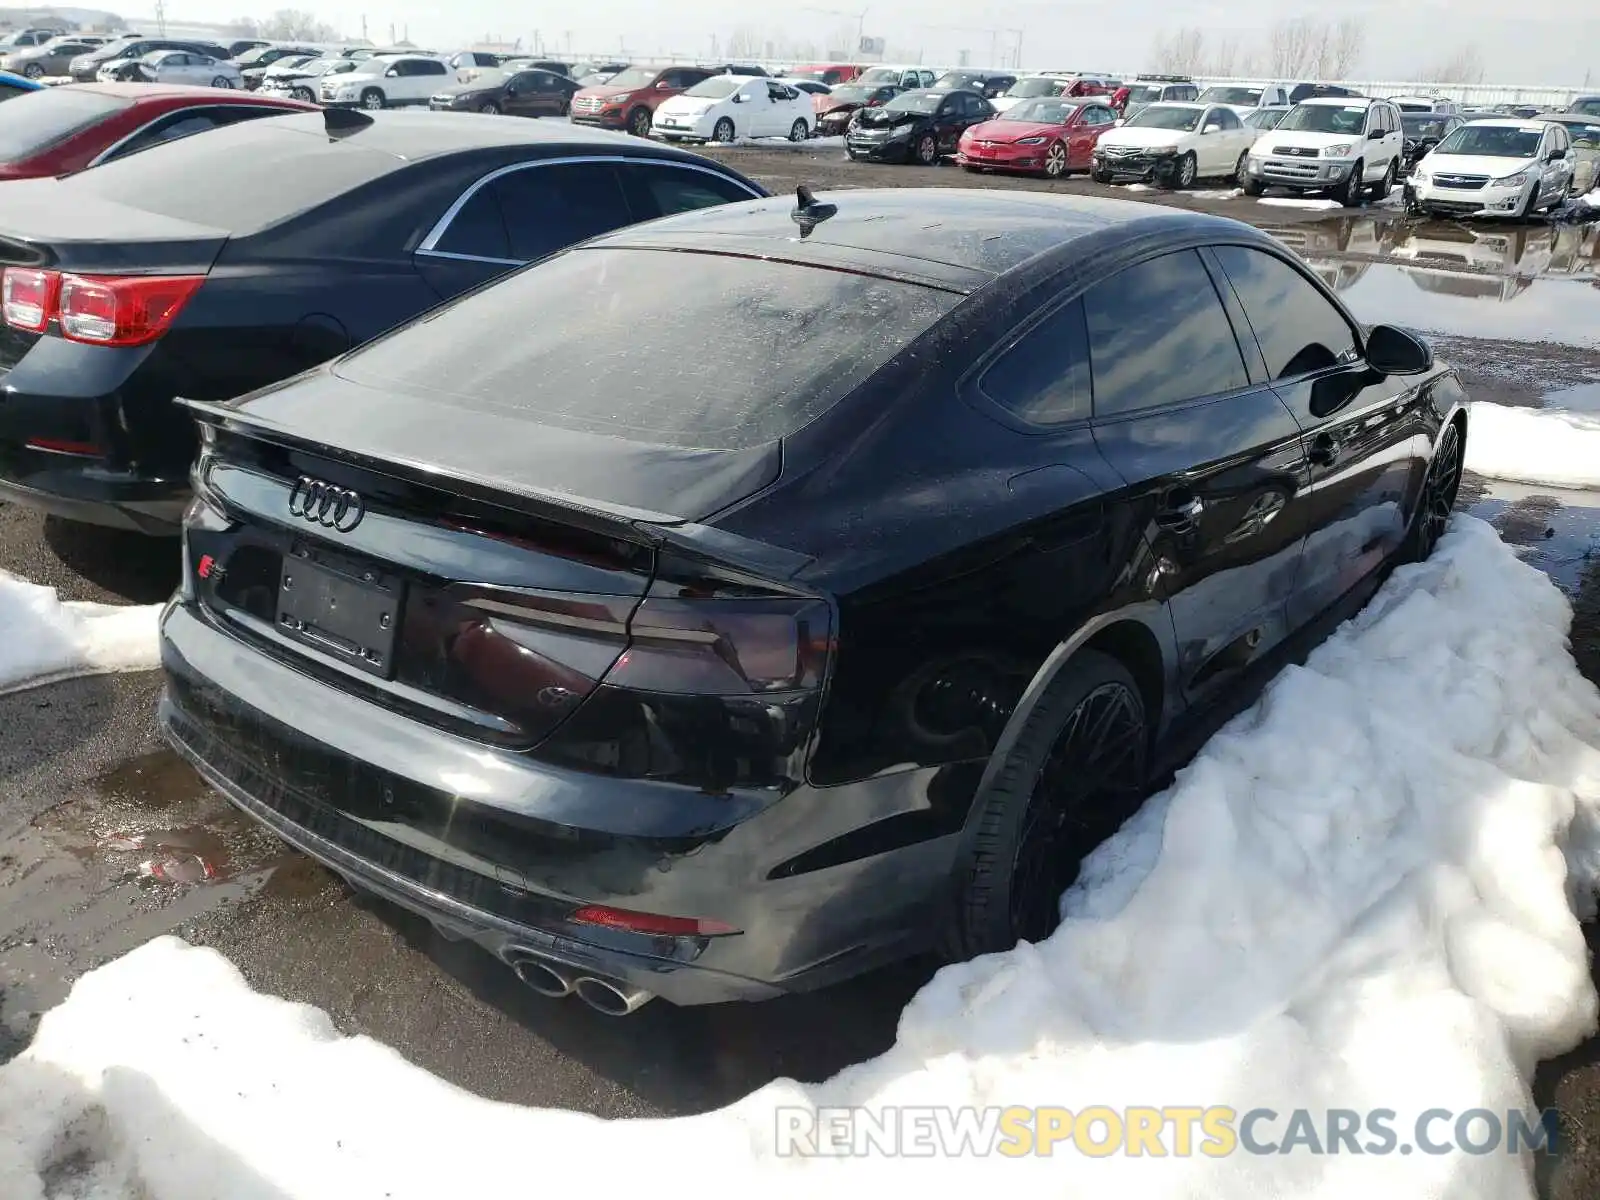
[942,649,1150,960]
[1242,177,1265,197]
[1338,161,1365,207]
[479,101,499,113]
[712,116,736,143]
[628,107,652,137]
[359,87,384,110]
[788,118,809,142]
[1163,151,1196,190]
[1404,421,1464,564]
[1091,166,1113,184]
[1367,160,1395,201]
[1232,150,1249,184]
[915,132,938,165]
[292,86,314,101]
[1515,182,1538,220]
[211,75,233,89]
[1041,141,1069,178]
[22,63,43,79]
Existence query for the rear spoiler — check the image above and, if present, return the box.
[179,397,817,585]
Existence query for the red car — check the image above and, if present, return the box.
[789,63,862,85]
[569,64,715,137]
[0,83,315,181]
[956,96,1121,178]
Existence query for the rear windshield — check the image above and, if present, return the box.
[334,247,961,450]
[59,119,404,228]
[0,88,131,162]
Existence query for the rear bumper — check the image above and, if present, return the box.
[0,468,186,532]
[157,599,963,1006]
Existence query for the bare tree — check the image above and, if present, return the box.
[725,25,761,59]
[1421,43,1487,84]
[257,9,340,41]
[1326,17,1365,79]
[1151,26,1206,75]
[1207,35,1241,78]
[1267,16,1321,78]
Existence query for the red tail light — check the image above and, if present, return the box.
[570,904,739,937]
[0,267,203,346]
[608,595,834,695]
[1,267,56,332]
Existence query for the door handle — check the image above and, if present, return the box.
[1155,491,1205,527]
[1308,433,1341,467]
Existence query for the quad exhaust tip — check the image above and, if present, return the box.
[505,948,653,1014]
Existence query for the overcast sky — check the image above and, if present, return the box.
[165,0,1597,85]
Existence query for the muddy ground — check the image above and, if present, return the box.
[2,153,1600,1191]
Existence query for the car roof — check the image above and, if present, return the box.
[165,107,735,161]
[60,81,305,103]
[1467,118,1548,130]
[1148,101,1204,110]
[590,187,1237,290]
[1301,95,1376,106]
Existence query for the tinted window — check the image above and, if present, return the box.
[1213,245,1357,379]
[492,162,632,261]
[624,164,756,216]
[433,187,509,259]
[980,300,1090,425]
[1212,107,1241,129]
[0,88,130,161]
[100,110,226,162]
[336,248,960,450]
[0,82,27,102]
[1084,251,1248,416]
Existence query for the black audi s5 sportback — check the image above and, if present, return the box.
[0,108,765,534]
[157,188,1468,1014]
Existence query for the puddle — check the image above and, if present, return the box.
[1463,476,1600,592]
[1544,382,1600,412]
[0,749,313,1046]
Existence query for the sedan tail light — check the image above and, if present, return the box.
[0,267,203,346]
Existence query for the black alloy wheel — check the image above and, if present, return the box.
[1409,422,1463,562]
[945,650,1150,958]
[479,101,499,113]
[628,106,652,137]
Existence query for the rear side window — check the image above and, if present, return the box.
[1083,250,1249,416]
[0,88,130,161]
[620,163,758,217]
[491,162,633,260]
[1212,245,1357,379]
[979,299,1091,425]
[335,247,961,450]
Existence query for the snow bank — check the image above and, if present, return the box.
[1465,400,1600,489]
[0,571,161,694]
[1257,197,1343,210]
[4,517,1600,1199]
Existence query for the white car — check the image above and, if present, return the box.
[1243,96,1405,206]
[1090,101,1256,188]
[322,53,450,109]
[1406,118,1576,218]
[1196,82,1293,118]
[120,49,242,88]
[989,74,1075,114]
[653,75,813,143]
[261,56,357,102]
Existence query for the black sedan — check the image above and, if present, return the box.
[0,109,765,533]
[157,187,1468,1013]
[430,67,579,117]
[847,87,994,164]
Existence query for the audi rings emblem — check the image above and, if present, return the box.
[287,476,365,532]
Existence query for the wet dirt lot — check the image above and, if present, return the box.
[3,154,1600,1186]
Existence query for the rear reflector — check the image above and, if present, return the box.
[25,436,105,457]
[1,266,203,346]
[569,904,739,937]
[1,267,55,332]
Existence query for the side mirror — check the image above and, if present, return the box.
[1365,325,1433,376]
[1367,128,1383,139]
[1203,123,1220,133]
[385,66,398,77]
[1548,148,1565,162]
[655,80,671,89]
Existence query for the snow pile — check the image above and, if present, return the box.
[0,571,161,694]
[1466,400,1600,489]
[3,518,1600,1199]
[1257,196,1343,210]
